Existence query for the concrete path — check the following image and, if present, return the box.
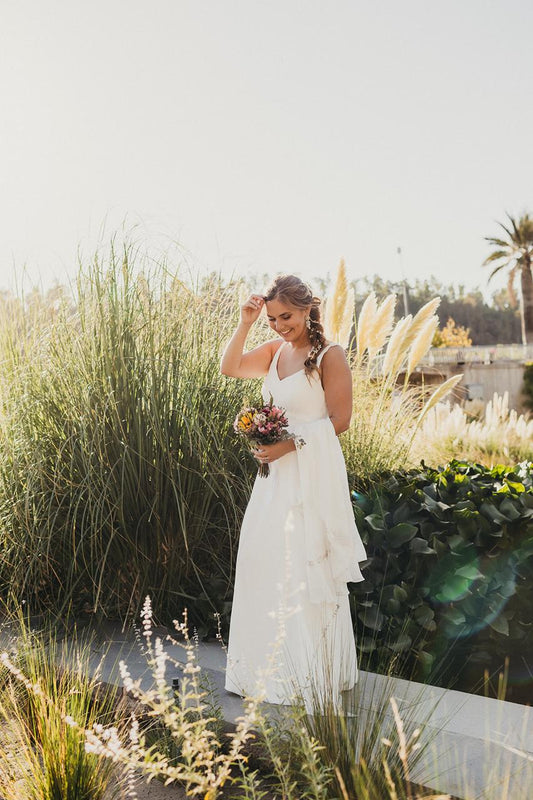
[78,621,532,800]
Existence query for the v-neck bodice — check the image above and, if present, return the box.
[262,341,338,426]
[274,342,305,382]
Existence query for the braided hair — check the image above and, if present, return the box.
[263,275,326,377]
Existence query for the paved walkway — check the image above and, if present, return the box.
[79,622,532,800]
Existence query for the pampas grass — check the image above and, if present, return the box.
[324,258,355,349]
[413,391,533,465]
[343,288,458,483]
[356,291,378,358]
[381,314,414,378]
[403,298,441,347]
[416,374,464,425]
[406,317,439,378]
[367,294,397,361]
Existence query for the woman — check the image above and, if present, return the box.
[221,275,366,707]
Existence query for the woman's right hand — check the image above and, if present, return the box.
[240,294,265,326]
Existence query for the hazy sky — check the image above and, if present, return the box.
[1,1,532,296]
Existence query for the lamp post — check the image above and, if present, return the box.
[397,246,409,316]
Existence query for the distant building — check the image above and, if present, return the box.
[405,344,533,412]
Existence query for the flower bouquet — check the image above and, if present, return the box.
[233,400,291,477]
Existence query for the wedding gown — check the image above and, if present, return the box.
[224,342,367,707]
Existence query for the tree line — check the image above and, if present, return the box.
[346,275,521,346]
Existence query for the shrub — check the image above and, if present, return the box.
[351,459,533,702]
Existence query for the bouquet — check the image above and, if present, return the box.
[233,400,292,477]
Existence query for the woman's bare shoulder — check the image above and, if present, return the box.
[271,338,285,353]
[260,338,284,367]
[319,343,349,369]
[320,341,345,359]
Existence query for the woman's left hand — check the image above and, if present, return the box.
[253,439,296,465]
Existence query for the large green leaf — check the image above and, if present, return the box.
[388,633,412,652]
[455,563,484,580]
[489,615,509,636]
[358,605,385,631]
[386,523,418,547]
[365,513,385,531]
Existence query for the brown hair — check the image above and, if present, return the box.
[263,274,326,376]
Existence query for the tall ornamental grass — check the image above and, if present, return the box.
[0,246,258,625]
[0,614,123,800]
[414,391,533,466]
[342,292,462,485]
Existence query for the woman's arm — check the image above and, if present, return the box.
[320,346,353,434]
[220,293,281,378]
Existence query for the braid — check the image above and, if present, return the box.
[304,300,326,375]
[263,275,326,377]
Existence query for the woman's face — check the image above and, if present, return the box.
[265,297,309,343]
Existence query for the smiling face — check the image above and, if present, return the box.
[265,297,310,345]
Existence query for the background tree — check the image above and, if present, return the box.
[483,212,533,345]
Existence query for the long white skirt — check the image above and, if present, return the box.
[224,450,358,708]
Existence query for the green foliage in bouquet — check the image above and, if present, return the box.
[351,460,533,702]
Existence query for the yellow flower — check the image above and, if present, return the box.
[238,413,254,431]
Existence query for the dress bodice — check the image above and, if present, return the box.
[262,342,338,426]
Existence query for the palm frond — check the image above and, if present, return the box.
[488,263,509,281]
[482,250,512,266]
[483,237,511,249]
[498,220,515,242]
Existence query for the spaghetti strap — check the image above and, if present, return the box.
[316,343,340,366]
[272,341,286,367]
[267,341,286,375]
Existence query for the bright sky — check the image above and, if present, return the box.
[1,1,532,296]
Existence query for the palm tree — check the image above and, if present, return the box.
[483,213,533,345]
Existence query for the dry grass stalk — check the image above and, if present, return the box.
[324,259,355,348]
[381,315,413,377]
[356,291,378,357]
[367,294,397,360]
[407,316,439,377]
[404,298,441,345]
[392,298,441,368]
[416,375,463,425]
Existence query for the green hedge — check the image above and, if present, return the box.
[350,460,533,702]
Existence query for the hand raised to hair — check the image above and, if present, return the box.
[240,294,265,326]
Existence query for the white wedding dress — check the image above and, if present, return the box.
[225,342,367,707]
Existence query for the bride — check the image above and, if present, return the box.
[220,274,367,707]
